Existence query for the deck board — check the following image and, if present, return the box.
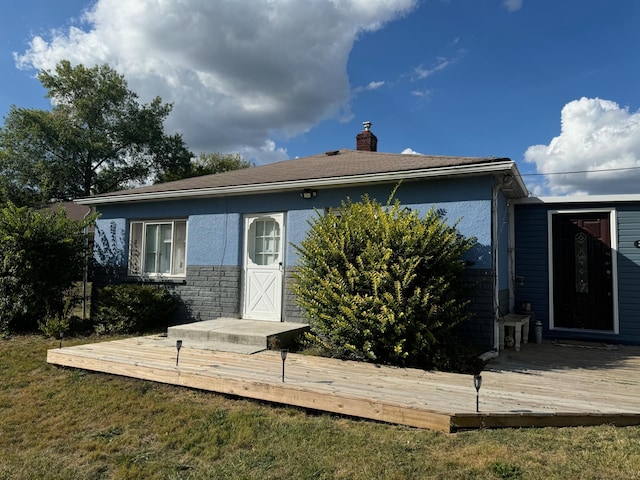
[47,336,640,432]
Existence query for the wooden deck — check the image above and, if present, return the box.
[47,336,640,433]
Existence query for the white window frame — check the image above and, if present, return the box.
[128,219,187,277]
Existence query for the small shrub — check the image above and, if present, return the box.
[39,314,94,338]
[93,284,176,334]
[38,314,70,339]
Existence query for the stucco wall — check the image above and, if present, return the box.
[95,176,495,270]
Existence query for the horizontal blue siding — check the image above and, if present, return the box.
[513,205,550,328]
[617,207,640,341]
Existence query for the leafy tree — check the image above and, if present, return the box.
[0,202,95,334]
[292,190,476,370]
[156,151,253,183]
[0,60,193,206]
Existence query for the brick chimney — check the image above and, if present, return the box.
[356,121,378,152]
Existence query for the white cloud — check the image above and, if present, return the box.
[413,51,464,80]
[365,81,385,90]
[503,0,523,13]
[239,140,289,166]
[401,148,422,155]
[411,89,431,98]
[524,97,640,195]
[14,0,416,164]
[353,80,386,94]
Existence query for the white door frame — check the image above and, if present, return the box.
[242,212,285,321]
[547,208,619,334]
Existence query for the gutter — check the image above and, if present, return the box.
[76,161,525,205]
[491,180,501,352]
[508,199,516,314]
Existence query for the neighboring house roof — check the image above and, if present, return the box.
[47,201,92,220]
[76,149,528,205]
[46,201,95,233]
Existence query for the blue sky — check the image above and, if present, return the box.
[1,0,639,196]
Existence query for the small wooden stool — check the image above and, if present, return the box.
[498,314,531,351]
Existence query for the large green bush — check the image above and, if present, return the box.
[0,202,92,335]
[292,191,476,370]
[93,284,176,335]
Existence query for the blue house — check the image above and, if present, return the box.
[77,125,529,350]
[514,195,640,345]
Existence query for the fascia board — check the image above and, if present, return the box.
[516,194,640,205]
[76,161,520,205]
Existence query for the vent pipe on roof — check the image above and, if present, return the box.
[356,121,378,152]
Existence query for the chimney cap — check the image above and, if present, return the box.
[362,121,372,131]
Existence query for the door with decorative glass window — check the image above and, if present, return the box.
[242,213,284,321]
[551,212,614,331]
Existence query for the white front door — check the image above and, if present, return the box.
[242,213,284,321]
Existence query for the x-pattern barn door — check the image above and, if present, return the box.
[242,213,284,321]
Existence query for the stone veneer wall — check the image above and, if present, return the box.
[169,266,241,323]
[283,267,308,324]
[92,265,241,325]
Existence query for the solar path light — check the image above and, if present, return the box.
[474,374,483,413]
[281,349,288,382]
[176,340,183,366]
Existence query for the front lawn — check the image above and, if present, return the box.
[1,335,639,479]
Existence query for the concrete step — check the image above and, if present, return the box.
[167,318,309,353]
[150,336,268,354]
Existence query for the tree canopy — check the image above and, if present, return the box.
[156,151,253,183]
[0,60,193,206]
[0,202,95,334]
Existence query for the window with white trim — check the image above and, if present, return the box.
[128,220,187,276]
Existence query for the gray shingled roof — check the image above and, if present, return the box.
[77,149,524,204]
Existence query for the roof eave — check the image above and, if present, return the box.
[76,161,525,206]
[500,163,529,199]
[516,193,640,204]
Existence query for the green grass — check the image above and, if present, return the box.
[2,335,640,479]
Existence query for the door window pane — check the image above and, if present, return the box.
[249,217,281,266]
[575,232,588,293]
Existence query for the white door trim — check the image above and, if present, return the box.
[242,212,285,321]
[547,208,619,334]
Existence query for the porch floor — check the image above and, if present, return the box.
[47,337,640,433]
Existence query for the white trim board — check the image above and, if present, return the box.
[547,208,619,335]
[518,194,640,205]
